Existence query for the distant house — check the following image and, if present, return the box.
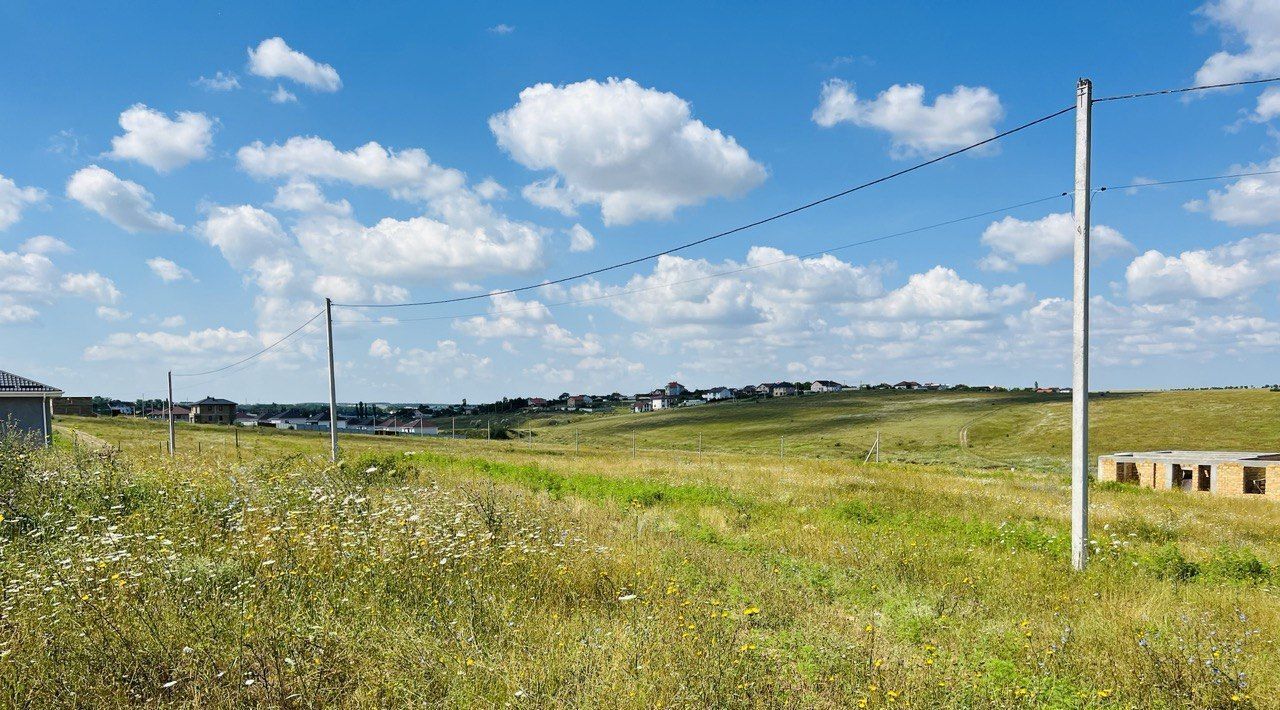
[234,412,260,426]
[189,397,236,425]
[893,381,921,390]
[146,404,190,420]
[702,387,734,401]
[566,394,593,410]
[261,408,308,428]
[527,397,548,408]
[107,400,134,416]
[809,380,844,393]
[374,416,439,436]
[738,384,760,397]
[1035,387,1061,394]
[632,398,653,413]
[771,382,797,397]
[634,394,672,412]
[0,369,62,446]
[665,381,687,397]
[51,396,94,417]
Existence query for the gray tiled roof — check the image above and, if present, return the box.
[0,369,61,394]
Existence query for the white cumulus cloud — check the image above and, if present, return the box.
[237,136,465,202]
[61,271,121,304]
[20,235,71,255]
[146,256,194,282]
[490,77,766,225]
[812,79,1004,157]
[247,37,342,92]
[978,212,1132,271]
[66,166,182,233]
[0,173,45,231]
[1185,158,1280,224]
[107,104,215,172]
[1125,233,1280,301]
[567,223,596,252]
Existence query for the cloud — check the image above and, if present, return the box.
[194,71,241,91]
[268,180,351,215]
[0,250,57,299]
[159,315,185,328]
[1194,0,1280,86]
[488,23,515,34]
[0,303,38,324]
[490,77,766,225]
[567,223,595,252]
[394,339,491,380]
[270,85,298,104]
[850,266,1027,320]
[20,235,71,255]
[66,165,182,233]
[237,136,465,202]
[247,37,342,92]
[293,208,543,283]
[0,173,45,231]
[369,337,399,358]
[196,204,302,294]
[978,212,1132,271]
[96,306,131,321]
[1125,233,1280,301]
[107,104,215,172]
[60,271,121,304]
[599,246,883,333]
[812,79,1004,157]
[1185,158,1280,224]
[146,256,194,282]
[455,291,553,339]
[84,327,259,361]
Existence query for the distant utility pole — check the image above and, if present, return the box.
[1071,78,1093,572]
[325,297,339,463]
[167,370,175,457]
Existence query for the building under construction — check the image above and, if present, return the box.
[1098,451,1280,498]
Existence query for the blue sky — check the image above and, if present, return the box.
[2,1,1280,403]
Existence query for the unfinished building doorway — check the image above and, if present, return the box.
[1173,464,1194,492]
[1117,461,1139,484]
[1245,468,1267,495]
[1197,465,1211,492]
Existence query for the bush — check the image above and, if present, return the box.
[1142,543,1199,582]
[1204,546,1271,583]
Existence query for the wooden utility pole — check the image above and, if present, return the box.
[1071,78,1093,572]
[325,297,339,462]
[167,370,175,457]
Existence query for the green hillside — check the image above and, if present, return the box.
[524,389,1280,470]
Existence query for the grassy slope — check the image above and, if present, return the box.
[518,389,1280,471]
[27,414,1280,707]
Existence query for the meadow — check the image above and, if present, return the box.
[2,396,1278,707]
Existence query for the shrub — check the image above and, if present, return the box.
[1204,546,1271,584]
[1142,543,1199,582]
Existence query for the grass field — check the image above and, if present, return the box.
[519,388,1280,471]
[4,395,1279,707]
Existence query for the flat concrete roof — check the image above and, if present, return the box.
[1103,451,1280,465]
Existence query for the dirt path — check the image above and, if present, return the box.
[53,425,111,451]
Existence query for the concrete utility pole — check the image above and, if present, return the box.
[1071,78,1093,572]
[167,370,175,457]
[325,297,339,463]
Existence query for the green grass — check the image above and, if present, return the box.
[520,388,1280,471]
[9,406,1280,707]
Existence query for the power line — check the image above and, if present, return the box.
[171,309,325,377]
[1093,76,1280,102]
[333,105,1075,309]
[1097,168,1280,192]
[332,191,1071,326]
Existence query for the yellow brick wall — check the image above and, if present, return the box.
[1217,463,1245,496]
[1098,458,1117,482]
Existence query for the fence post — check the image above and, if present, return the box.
[576,430,580,456]
[780,435,785,460]
[631,434,636,458]
[698,433,702,462]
